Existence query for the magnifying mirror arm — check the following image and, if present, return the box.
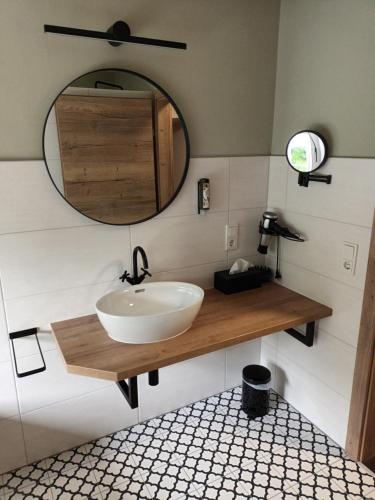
[298,172,332,187]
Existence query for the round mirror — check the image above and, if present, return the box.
[286,130,328,173]
[43,68,190,225]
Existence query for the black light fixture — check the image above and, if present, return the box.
[44,20,187,50]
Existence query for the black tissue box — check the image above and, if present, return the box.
[214,266,273,294]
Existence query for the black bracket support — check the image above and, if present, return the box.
[117,377,139,409]
[9,328,47,378]
[285,321,316,347]
[298,172,332,187]
[148,369,159,386]
[116,369,159,409]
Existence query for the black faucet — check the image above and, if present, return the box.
[119,246,152,285]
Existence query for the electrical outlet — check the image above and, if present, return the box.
[225,225,239,251]
[342,242,359,275]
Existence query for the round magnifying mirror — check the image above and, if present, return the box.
[43,68,189,225]
[286,130,328,173]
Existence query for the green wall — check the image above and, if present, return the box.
[5,0,373,160]
[272,0,375,157]
[0,0,280,159]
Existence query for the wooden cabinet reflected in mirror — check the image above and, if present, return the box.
[155,95,186,211]
[43,69,189,225]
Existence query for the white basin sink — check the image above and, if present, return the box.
[96,282,204,344]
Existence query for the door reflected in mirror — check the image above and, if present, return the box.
[43,69,189,225]
[286,130,327,173]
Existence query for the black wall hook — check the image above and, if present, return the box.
[44,20,187,50]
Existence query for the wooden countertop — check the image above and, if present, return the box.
[51,282,332,382]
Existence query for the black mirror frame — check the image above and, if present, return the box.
[285,129,328,174]
[42,67,190,226]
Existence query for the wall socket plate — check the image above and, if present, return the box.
[342,241,359,275]
[225,224,239,251]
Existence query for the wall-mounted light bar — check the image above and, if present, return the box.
[44,20,187,50]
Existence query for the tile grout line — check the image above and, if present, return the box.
[4,256,233,304]
[0,274,29,468]
[267,330,355,400]
[269,158,375,228]
[3,277,126,303]
[0,223,99,237]
[17,384,116,436]
[267,253,366,293]
[268,334,355,404]
[284,206,374,231]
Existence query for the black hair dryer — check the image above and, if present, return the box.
[257,211,305,255]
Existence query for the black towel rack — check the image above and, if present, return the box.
[9,328,46,378]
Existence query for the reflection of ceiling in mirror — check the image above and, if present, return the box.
[62,86,154,99]
[72,70,154,92]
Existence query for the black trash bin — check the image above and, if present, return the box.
[242,364,271,418]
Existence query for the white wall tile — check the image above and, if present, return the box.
[21,386,138,464]
[0,361,18,419]
[275,352,349,447]
[131,212,228,273]
[138,351,225,421]
[229,157,269,210]
[285,157,375,228]
[260,341,278,391]
[266,259,364,347]
[277,329,356,400]
[0,162,95,234]
[276,212,371,290]
[5,281,123,332]
[0,154,277,473]
[268,156,288,211]
[2,154,370,472]
[225,340,261,389]
[152,256,265,291]
[16,350,110,414]
[261,331,280,350]
[0,287,10,363]
[159,157,229,218]
[0,417,27,474]
[151,261,227,290]
[0,225,131,299]
[228,208,265,260]
[263,155,374,449]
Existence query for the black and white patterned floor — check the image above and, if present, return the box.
[1,388,375,499]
